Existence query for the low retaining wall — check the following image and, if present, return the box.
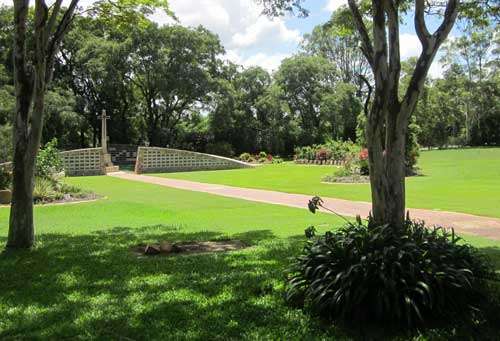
[135,147,253,174]
[295,159,345,166]
[60,148,105,176]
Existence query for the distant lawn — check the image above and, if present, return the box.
[0,175,498,339]
[157,148,500,218]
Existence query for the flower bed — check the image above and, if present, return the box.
[293,141,360,165]
[239,151,283,164]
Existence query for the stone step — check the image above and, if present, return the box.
[105,166,120,174]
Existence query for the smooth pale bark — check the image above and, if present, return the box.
[7,0,78,249]
[347,0,459,228]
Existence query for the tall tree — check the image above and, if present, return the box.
[7,0,171,249]
[126,24,222,146]
[8,0,80,249]
[275,54,338,146]
[302,8,370,83]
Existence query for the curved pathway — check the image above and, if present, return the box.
[109,172,500,241]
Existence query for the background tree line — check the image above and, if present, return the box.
[0,5,498,163]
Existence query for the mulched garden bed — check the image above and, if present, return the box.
[133,240,248,257]
[322,174,370,184]
[34,193,101,205]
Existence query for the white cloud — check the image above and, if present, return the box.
[162,0,301,71]
[226,49,290,73]
[0,0,300,72]
[231,16,300,48]
[167,0,300,50]
[324,0,347,12]
[399,33,422,59]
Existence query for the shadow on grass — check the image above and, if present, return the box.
[0,226,499,340]
[0,226,344,340]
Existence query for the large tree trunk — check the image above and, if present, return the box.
[8,148,36,248]
[7,0,79,249]
[347,0,459,229]
[367,105,408,228]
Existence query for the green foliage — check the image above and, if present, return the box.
[0,124,12,163]
[272,156,284,164]
[294,141,360,161]
[239,153,253,162]
[205,141,234,157]
[33,176,88,204]
[286,216,498,329]
[35,139,64,180]
[275,54,339,146]
[33,177,58,203]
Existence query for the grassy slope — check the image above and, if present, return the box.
[158,148,500,218]
[0,176,498,339]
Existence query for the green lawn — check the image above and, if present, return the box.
[157,148,500,218]
[0,176,499,339]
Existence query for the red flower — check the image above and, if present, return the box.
[359,148,369,161]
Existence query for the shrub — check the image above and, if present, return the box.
[266,153,273,162]
[315,148,330,161]
[294,142,360,162]
[0,167,11,190]
[206,142,234,157]
[358,148,369,175]
[239,152,252,162]
[33,177,57,202]
[0,124,12,163]
[258,151,267,159]
[272,157,284,164]
[36,138,64,179]
[286,203,497,330]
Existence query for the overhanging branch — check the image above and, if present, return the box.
[358,74,372,117]
[347,0,374,68]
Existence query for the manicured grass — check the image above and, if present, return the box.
[157,148,500,218]
[0,176,498,339]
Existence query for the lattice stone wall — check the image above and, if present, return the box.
[135,147,253,174]
[60,148,105,176]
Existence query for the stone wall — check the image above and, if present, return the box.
[108,144,138,165]
[60,148,105,176]
[135,147,253,174]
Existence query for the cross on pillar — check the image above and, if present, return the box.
[98,109,111,154]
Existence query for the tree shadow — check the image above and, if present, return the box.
[1,227,498,340]
[0,226,343,339]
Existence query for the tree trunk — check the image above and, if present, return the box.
[7,0,79,249]
[366,104,407,229]
[8,149,35,248]
[347,0,458,229]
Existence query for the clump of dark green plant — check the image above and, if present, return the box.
[286,197,498,330]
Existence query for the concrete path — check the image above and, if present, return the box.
[109,172,500,241]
